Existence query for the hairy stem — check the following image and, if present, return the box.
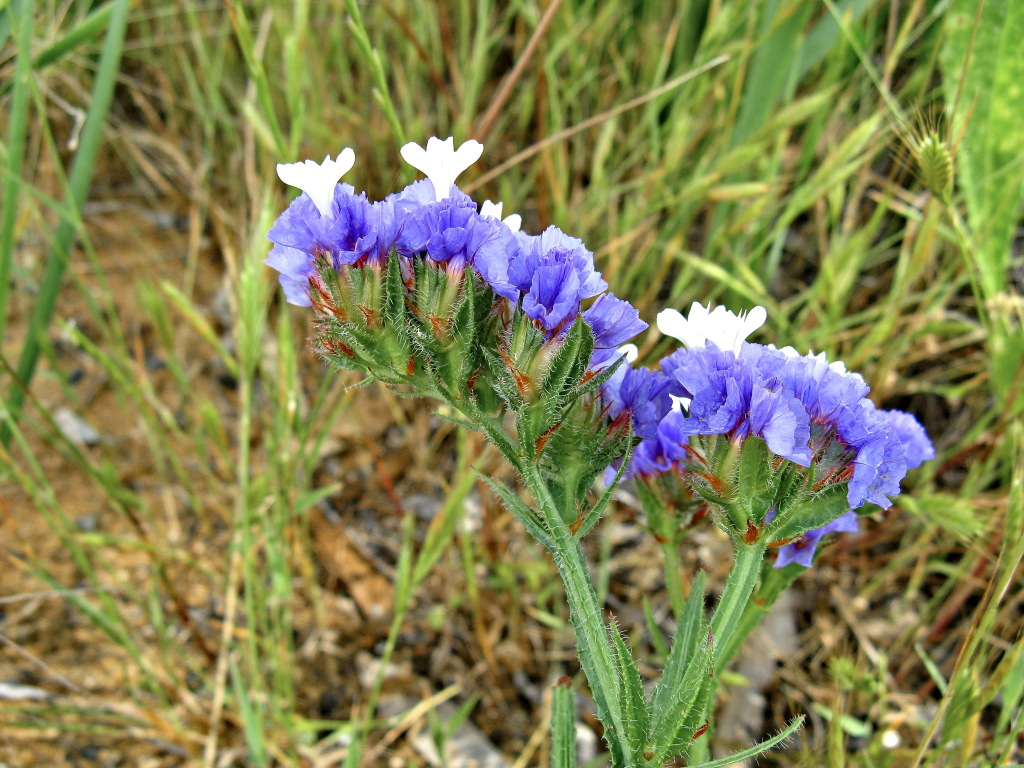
[711,540,768,673]
[520,462,631,767]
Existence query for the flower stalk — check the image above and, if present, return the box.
[520,461,631,766]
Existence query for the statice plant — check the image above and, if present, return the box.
[266,138,934,768]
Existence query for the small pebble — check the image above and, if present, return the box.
[75,515,99,532]
[54,407,102,446]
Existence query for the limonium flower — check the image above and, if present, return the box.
[773,509,860,568]
[659,343,813,466]
[600,358,673,441]
[395,186,514,286]
[615,302,934,558]
[266,187,400,305]
[266,183,363,258]
[264,244,317,306]
[264,137,651,414]
[656,302,931,500]
[495,226,610,336]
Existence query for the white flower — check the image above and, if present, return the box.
[657,301,767,355]
[276,149,355,219]
[400,136,483,202]
[480,199,523,232]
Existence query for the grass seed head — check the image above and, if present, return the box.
[916,132,955,203]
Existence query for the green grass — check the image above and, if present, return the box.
[0,0,1021,766]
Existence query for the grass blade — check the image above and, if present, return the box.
[940,0,1024,297]
[0,0,33,339]
[3,0,131,444]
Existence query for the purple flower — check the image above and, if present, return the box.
[601,363,672,440]
[772,350,870,423]
[583,294,648,351]
[323,195,402,267]
[883,409,935,469]
[630,412,694,477]
[267,183,359,257]
[394,190,515,290]
[396,189,476,258]
[389,178,440,216]
[647,339,934,512]
[265,189,403,306]
[507,226,607,299]
[744,385,813,466]
[658,344,813,466]
[774,510,859,568]
[522,260,582,333]
[321,192,375,265]
[264,244,315,307]
[834,401,907,509]
[770,350,931,510]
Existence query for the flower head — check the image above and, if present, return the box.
[642,325,933,519]
[601,363,672,441]
[521,260,583,333]
[396,190,514,287]
[657,302,767,355]
[884,409,936,469]
[627,414,692,477]
[400,137,483,202]
[277,149,356,219]
[583,293,648,351]
[770,348,869,423]
[508,227,607,299]
[267,183,358,257]
[658,343,813,466]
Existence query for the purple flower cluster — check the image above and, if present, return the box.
[391,185,512,289]
[266,142,936,572]
[645,343,933,509]
[265,143,646,362]
[599,359,673,441]
[659,344,813,467]
[623,339,934,566]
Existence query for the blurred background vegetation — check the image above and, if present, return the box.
[0,0,1021,765]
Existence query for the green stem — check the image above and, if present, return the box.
[690,539,768,765]
[3,0,131,446]
[717,562,800,671]
[520,463,629,768]
[660,539,687,620]
[710,540,768,673]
